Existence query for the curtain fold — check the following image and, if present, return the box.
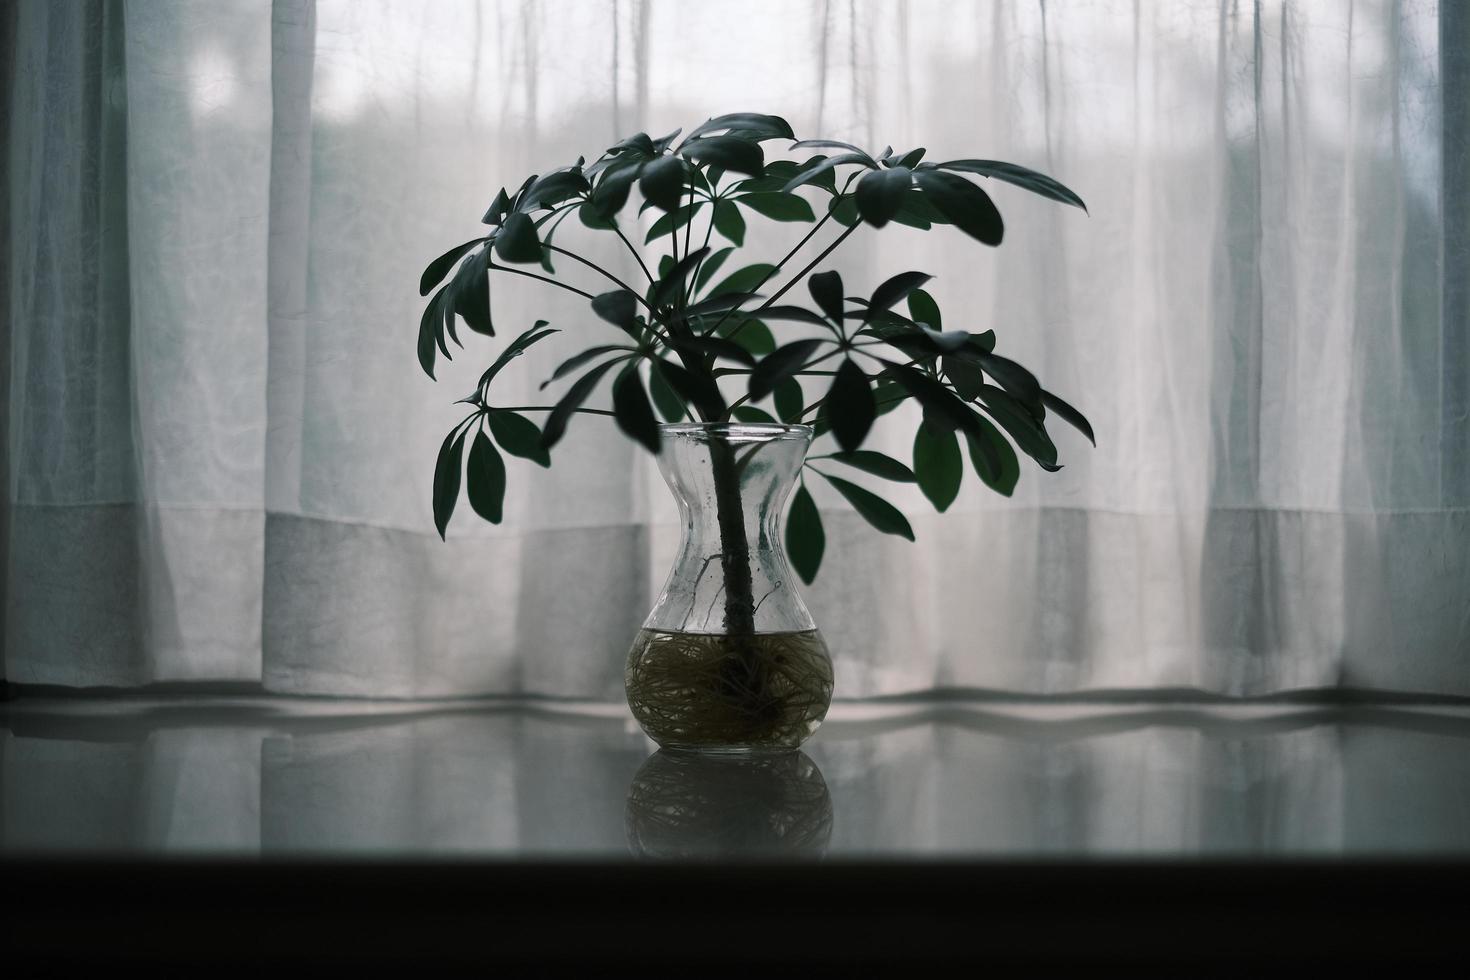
[5,0,1467,698]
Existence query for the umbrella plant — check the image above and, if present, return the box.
[417,111,1092,660]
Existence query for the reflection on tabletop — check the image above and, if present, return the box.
[626,750,832,859]
[3,698,1469,858]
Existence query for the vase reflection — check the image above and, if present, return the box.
[624,749,833,859]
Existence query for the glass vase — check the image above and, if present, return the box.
[626,422,834,754]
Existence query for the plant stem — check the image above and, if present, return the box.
[705,175,860,341]
[705,211,835,339]
[488,260,596,300]
[612,225,655,283]
[802,391,909,424]
[496,405,617,418]
[754,221,859,311]
[706,435,757,641]
[688,200,718,303]
[544,245,651,307]
[723,349,842,418]
[681,183,697,307]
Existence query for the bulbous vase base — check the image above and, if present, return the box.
[625,628,834,754]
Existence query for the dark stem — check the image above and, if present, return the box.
[706,436,758,641]
[671,341,758,647]
[495,405,617,417]
[705,174,861,341]
[752,221,859,310]
[611,225,655,283]
[487,260,596,300]
[705,210,835,339]
[543,244,651,306]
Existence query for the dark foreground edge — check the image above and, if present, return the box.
[3,859,1467,970]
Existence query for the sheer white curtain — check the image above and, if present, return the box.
[5,0,1466,697]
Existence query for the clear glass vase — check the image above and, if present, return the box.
[626,422,834,754]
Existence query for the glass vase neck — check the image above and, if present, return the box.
[645,422,815,635]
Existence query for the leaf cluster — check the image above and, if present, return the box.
[418,113,1093,584]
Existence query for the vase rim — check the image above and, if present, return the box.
[659,421,813,443]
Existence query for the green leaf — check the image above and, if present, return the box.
[965,417,1020,496]
[789,139,878,168]
[418,287,449,379]
[477,321,558,392]
[612,365,661,453]
[872,379,908,416]
[978,384,1058,467]
[736,160,802,193]
[506,173,536,210]
[543,345,635,388]
[651,246,710,308]
[759,305,833,326]
[943,354,985,400]
[712,200,746,245]
[680,135,764,176]
[524,169,590,209]
[591,290,640,335]
[913,421,962,512]
[907,288,941,330]
[890,194,932,230]
[884,363,975,432]
[828,450,915,482]
[826,358,875,452]
[786,483,825,585]
[638,154,687,211]
[481,188,510,225]
[653,358,726,418]
[937,159,1087,212]
[819,473,915,541]
[1042,389,1095,446]
[542,360,619,450]
[693,247,735,294]
[736,192,816,222]
[773,377,804,423]
[493,211,543,263]
[749,339,825,400]
[466,429,507,524]
[966,331,996,355]
[487,410,551,467]
[578,200,619,230]
[665,334,756,366]
[831,195,860,227]
[868,271,933,315]
[610,131,657,156]
[682,291,761,318]
[421,238,485,296]
[648,360,689,422]
[450,247,493,336]
[894,147,926,169]
[716,318,776,357]
[979,352,1044,415]
[808,270,844,324]
[784,155,840,192]
[913,170,1004,246]
[855,166,912,227]
[732,406,778,424]
[860,328,943,363]
[922,328,971,353]
[643,202,702,243]
[780,152,873,194]
[588,159,640,219]
[686,112,795,142]
[707,262,775,299]
[432,426,467,539]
